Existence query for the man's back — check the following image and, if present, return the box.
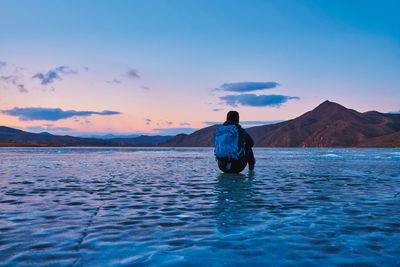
[215,111,256,173]
[223,120,254,149]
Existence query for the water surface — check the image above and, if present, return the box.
[0,148,399,266]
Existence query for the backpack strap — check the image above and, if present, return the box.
[235,124,246,152]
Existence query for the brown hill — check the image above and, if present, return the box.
[0,126,111,146]
[358,131,400,148]
[161,126,218,147]
[160,100,400,147]
[0,126,172,146]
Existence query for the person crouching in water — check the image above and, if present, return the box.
[215,111,256,173]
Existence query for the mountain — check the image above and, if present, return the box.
[107,135,173,146]
[0,126,172,147]
[160,126,218,147]
[0,126,107,146]
[39,132,53,136]
[161,100,400,147]
[78,133,140,139]
[3,101,399,147]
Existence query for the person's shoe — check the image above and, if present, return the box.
[248,163,255,170]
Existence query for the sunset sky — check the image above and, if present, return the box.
[1,0,399,136]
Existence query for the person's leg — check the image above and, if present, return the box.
[218,158,231,172]
[218,156,247,173]
[231,155,247,173]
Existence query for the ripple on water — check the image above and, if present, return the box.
[0,148,399,265]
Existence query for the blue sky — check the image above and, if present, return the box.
[1,0,399,135]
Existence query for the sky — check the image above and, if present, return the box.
[1,0,399,136]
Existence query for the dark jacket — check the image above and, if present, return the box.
[223,120,254,149]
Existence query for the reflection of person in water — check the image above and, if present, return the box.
[215,173,255,233]
[215,111,256,173]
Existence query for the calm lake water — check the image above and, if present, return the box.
[0,148,399,266]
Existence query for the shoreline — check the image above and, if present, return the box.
[1,143,399,148]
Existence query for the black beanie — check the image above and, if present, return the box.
[226,111,239,123]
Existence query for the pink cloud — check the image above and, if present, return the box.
[128,69,139,79]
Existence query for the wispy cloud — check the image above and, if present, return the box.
[203,120,284,126]
[106,79,121,84]
[0,61,6,68]
[220,94,299,107]
[155,120,176,126]
[145,118,152,125]
[179,122,191,126]
[32,66,78,85]
[1,107,120,121]
[212,108,223,112]
[0,75,17,84]
[0,75,28,93]
[128,69,139,79]
[74,119,91,125]
[17,84,28,93]
[141,86,150,91]
[56,66,77,75]
[216,81,280,92]
[32,70,59,85]
[152,127,198,135]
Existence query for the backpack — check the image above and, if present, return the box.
[214,125,244,160]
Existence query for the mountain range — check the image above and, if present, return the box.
[0,127,172,147]
[161,100,400,147]
[1,101,399,147]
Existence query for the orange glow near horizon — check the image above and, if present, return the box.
[1,1,399,135]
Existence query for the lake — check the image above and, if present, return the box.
[0,148,399,266]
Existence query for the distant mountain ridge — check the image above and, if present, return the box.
[160,101,400,147]
[2,101,399,147]
[78,133,141,139]
[0,126,172,146]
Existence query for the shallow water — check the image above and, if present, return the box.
[0,148,399,266]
